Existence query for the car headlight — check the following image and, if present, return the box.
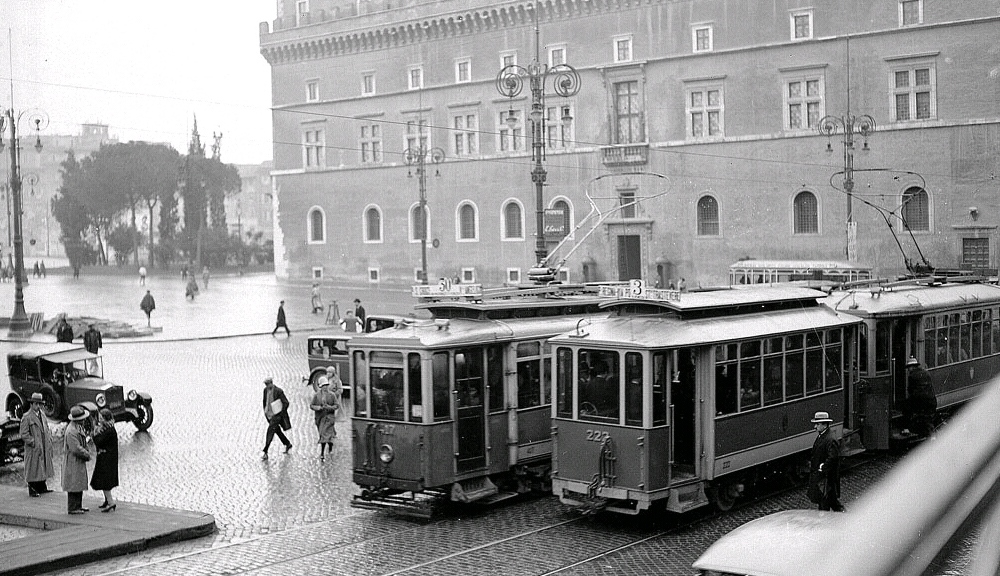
[378,444,394,464]
[127,390,138,401]
[95,393,106,407]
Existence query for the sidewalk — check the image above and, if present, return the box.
[0,485,215,576]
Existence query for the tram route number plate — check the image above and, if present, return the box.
[585,429,610,443]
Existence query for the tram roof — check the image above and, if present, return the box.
[599,285,828,314]
[824,280,1000,318]
[550,306,859,348]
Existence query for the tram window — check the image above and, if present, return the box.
[937,325,950,366]
[785,349,804,400]
[371,368,404,421]
[408,353,423,420]
[739,342,761,411]
[875,322,891,374]
[858,325,869,375]
[487,345,504,413]
[653,351,668,425]
[456,348,485,408]
[625,352,643,426]
[432,352,450,421]
[972,320,983,358]
[825,343,843,391]
[543,345,552,405]
[578,349,620,423]
[353,350,367,417]
[805,348,823,395]
[517,358,542,407]
[924,317,936,368]
[983,310,993,356]
[716,363,738,416]
[556,347,573,418]
[949,321,960,364]
[762,355,783,406]
[960,323,971,361]
[806,332,822,348]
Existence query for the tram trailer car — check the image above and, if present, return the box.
[550,285,863,514]
[350,286,607,517]
[824,277,1000,449]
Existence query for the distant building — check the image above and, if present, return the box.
[260,0,1000,287]
[229,161,275,244]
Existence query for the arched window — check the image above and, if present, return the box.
[901,187,929,231]
[552,199,572,238]
[410,204,429,242]
[308,207,326,244]
[364,206,382,243]
[793,191,818,234]
[457,202,478,241]
[502,201,523,240]
[697,195,719,236]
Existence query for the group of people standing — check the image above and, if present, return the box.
[260,365,345,462]
[20,394,120,514]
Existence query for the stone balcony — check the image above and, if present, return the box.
[600,144,649,168]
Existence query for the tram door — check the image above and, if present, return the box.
[454,348,487,472]
[671,348,697,474]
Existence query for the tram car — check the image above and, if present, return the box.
[824,276,1000,449]
[350,282,608,517]
[550,282,864,514]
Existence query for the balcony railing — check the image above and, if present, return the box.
[600,144,648,167]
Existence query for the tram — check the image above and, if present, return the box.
[349,282,607,517]
[550,282,864,514]
[729,259,873,287]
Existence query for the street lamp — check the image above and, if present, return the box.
[0,107,47,337]
[495,6,581,273]
[403,145,444,285]
[818,112,875,263]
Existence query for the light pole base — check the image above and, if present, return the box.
[6,317,33,339]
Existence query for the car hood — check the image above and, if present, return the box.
[70,377,119,391]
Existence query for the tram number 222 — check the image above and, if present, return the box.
[586,429,611,443]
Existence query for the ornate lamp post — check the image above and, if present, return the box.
[403,145,444,285]
[495,8,581,270]
[819,113,875,262]
[0,107,47,337]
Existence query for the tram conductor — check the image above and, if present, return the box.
[807,411,844,512]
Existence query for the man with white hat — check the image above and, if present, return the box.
[807,411,844,512]
[19,393,54,497]
[63,405,93,514]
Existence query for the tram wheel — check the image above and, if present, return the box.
[708,481,740,512]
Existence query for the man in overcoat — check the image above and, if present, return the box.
[83,324,103,355]
[140,290,156,327]
[261,377,292,460]
[56,317,74,343]
[271,301,290,337]
[807,411,844,512]
[20,393,54,497]
[905,357,938,437]
[63,405,92,513]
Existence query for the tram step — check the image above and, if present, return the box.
[666,482,709,513]
[451,477,499,503]
[474,491,521,506]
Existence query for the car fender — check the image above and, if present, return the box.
[136,391,152,403]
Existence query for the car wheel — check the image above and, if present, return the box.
[39,387,62,420]
[308,370,325,388]
[6,397,23,419]
[133,401,154,431]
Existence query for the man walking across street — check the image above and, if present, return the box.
[63,405,92,514]
[807,411,844,512]
[140,290,156,327]
[261,377,292,460]
[20,393,54,497]
[272,300,290,337]
[83,324,103,355]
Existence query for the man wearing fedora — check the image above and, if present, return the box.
[261,377,292,460]
[19,393,54,497]
[63,405,93,514]
[807,411,844,512]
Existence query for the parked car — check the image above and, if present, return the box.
[5,343,154,431]
[0,415,23,466]
[363,314,409,333]
[305,334,352,397]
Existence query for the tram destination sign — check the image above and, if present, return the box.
[599,280,681,302]
[412,281,483,299]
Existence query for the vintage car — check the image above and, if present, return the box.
[0,415,24,466]
[305,334,352,396]
[5,343,154,431]
[363,314,408,333]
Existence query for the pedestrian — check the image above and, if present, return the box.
[311,283,324,314]
[63,405,92,514]
[181,264,188,280]
[202,265,210,289]
[353,298,366,326]
[807,411,844,512]
[340,309,359,333]
[138,265,147,285]
[272,300,290,336]
[39,261,46,278]
[678,278,687,292]
[140,290,156,326]
[32,261,39,278]
[83,323,103,355]
[56,317,74,343]
[904,357,938,437]
[325,365,346,417]
[185,276,199,300]
[73,265,80,279]
[20,393,55,497]
[310,376,339,461]
[90,408,119,512]
[261,377,292,460]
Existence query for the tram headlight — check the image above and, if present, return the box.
[95,393,106,408]
[378,444,395,464]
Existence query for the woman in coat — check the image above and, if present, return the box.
[90,408,119,512]
[310,376,339,461]
[63,406,92,514]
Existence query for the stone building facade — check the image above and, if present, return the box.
[260,0,1000,287]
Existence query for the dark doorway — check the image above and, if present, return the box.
[672,348,696,474]
[617,235,642,281]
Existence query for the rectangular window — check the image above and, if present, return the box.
[613,81,642,144]
[715,344,738,416]
[499,109,523,152]
[408,66,423,90]
[578,349,620,423]
[296,0,308,26]
[405,119,428,151]
[408,353,423,420]
[453,114,478,157]
[791,11,813,40]
[516,341,544,408]
[652,351,668,425]
[900,0,922,26]
[506,268,521,284]
[687,87,723,138]
[455,59,471,83]
[619,190,636,218]
[487,346,504,413]
[303,128,325,168]
[500,51,517,69]
[353,350,367,417]
[739,341,762,411]
[432,352,450,421]
[893,65,936,121]
[359,124,382,164]
[548,45,566,67]
[785,77,824,130]
[545,104,572,149]
[362,73,375,96]
[556,347,573,418]
[693,25,713,53]
[306,80,319,102]
[963,238,990,269]
[624,352,643,426]
[614,36,632,63]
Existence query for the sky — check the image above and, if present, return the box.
[1,0,276,165]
